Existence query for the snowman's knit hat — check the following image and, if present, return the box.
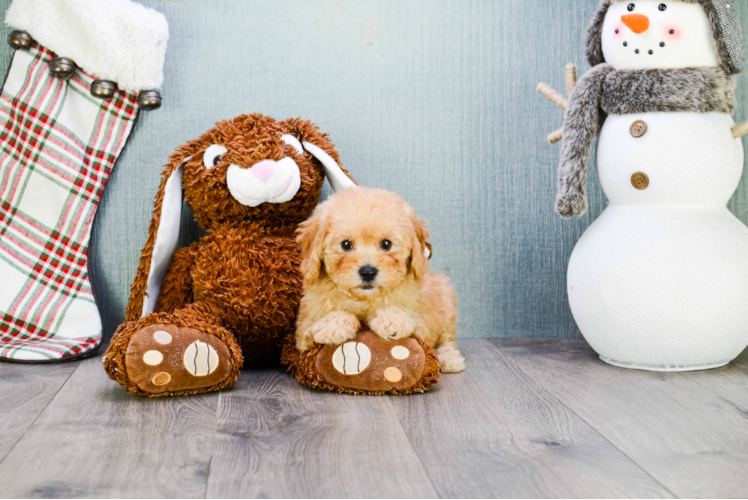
[586,0,744,74]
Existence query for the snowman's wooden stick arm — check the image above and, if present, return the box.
[548,127,564,144]
[565,63,577,97]
[732,120,748,139]
[538,64,577,144]
[537,83,568,110]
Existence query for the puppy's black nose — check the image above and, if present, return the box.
[359,265,378,282]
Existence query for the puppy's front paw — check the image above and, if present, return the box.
[437,342,465,373]
[310,311,360,345]
[369,307,416,341]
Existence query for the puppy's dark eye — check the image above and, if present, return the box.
[658,3,666,11]
[381,239,392,251]
[627,3,635,11]
[341,240,353,251]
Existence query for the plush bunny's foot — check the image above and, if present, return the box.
[282,331,441,395]
[122,324,236,395]
[104,306,243,397]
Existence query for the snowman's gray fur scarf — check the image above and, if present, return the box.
[557,64,737,218]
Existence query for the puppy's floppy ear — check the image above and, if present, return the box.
[409,211,432,280]
[125,147,196,321]
[297,203,330,287]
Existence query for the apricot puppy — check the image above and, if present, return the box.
[295,187,464,373]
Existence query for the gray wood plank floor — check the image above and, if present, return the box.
[0,339,746,498]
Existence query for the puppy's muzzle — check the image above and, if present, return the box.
[358,265,378,283]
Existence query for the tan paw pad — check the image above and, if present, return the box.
[143,350,163,366]
[384,367,403,382]
[183,340,219,376]
[332,342,371,375]
[390,345,410,360]
[153,330,172,345]
[152,372,171,386]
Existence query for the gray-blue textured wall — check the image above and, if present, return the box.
[3,0,748,340]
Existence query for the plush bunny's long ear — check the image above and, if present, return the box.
[124,157,189,321]
[302,141,356,192]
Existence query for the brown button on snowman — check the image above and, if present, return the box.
[538,0,748,370]
[629,120,647,138]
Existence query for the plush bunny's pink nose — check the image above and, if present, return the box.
[250,160,277,183]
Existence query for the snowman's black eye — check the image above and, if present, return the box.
[659,3,667,11]
[627,3,635,11]
[341,240,353,251]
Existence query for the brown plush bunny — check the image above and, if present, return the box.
[104,113,355,397]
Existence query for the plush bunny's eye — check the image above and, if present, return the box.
[627,3,635,11]
[203,144,228,169]
[281,134,304,156]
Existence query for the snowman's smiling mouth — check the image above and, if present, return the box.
[621,40,666,56]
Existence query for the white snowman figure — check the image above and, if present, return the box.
[539,0,748,370]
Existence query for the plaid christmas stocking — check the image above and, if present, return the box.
[0,0,168,362]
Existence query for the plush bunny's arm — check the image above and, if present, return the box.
[153,245,197,314]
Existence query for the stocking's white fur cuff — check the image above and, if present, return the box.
[5,0,168,93]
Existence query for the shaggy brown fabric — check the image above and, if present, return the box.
[281,332,441,395]
[187,225,303,366]
[107,114,353,397]
[153,245,196,314]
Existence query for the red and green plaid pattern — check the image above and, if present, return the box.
[0,45,138,361]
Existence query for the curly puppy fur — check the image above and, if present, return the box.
[105,114,352,396]
[294,187,464,373]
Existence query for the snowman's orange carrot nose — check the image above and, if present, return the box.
[622,13,650,33]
